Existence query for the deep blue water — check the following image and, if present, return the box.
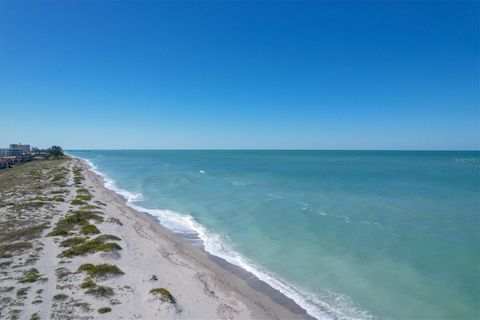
[68,150,480,319]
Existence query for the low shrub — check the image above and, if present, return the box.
[80,224,100,235]
[18,268,40,283]
[80,205,102,210]
[94,234,121,242]
[77,263,124,279]
[80,277,96,289]
[0,252,13,258]
[53,293,68,301]
[48,210,103,237]
[17,287,30,298]
[50,189,68,194]
[60,242,121,257]
[60,237,87,247]
[47,226,70,237]
[85,285,114,298]
[55,267,71,279]
[97,307,112,314]
[0,242,33,255]
[75,194,92,202]
[73,302,91,312]
[59,235,122,257]
[70,210,105,220]
[150,288,175,304]
[76,188,90,194]
[0,224,49,243]
[70,199,86,206]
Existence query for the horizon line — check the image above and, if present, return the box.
[64,148,480,152]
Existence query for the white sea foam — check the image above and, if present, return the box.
[199,170,206,174]
[297,201,311,211]
[81,158,143,203]
[76,155,374,320]
[265,192,283,201]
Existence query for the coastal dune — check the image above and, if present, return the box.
[0,157,306,319]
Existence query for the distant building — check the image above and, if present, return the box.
[0,148,23,157]
[10,143,30,154]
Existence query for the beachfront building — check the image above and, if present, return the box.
[0,142,35,168]
[0,157,21,167]
[0,148,23,157]
[10,143,30,154]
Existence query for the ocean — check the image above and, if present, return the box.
[67,150,480,319]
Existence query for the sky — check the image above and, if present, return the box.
[0,1,478,150]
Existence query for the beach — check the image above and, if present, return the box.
[0,157,306,319]
[2,151,479,320]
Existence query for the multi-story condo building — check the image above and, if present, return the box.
[0,148,23,156]
[10,143,30,154]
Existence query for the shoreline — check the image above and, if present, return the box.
[77,157,315,319]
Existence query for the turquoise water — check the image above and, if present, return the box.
[68,150,480,319]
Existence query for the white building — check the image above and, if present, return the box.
[0,148,23,156]
[10,143,30,154]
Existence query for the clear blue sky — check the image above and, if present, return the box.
[0,1,478,150]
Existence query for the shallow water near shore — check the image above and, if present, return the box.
[68,150,480,319]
